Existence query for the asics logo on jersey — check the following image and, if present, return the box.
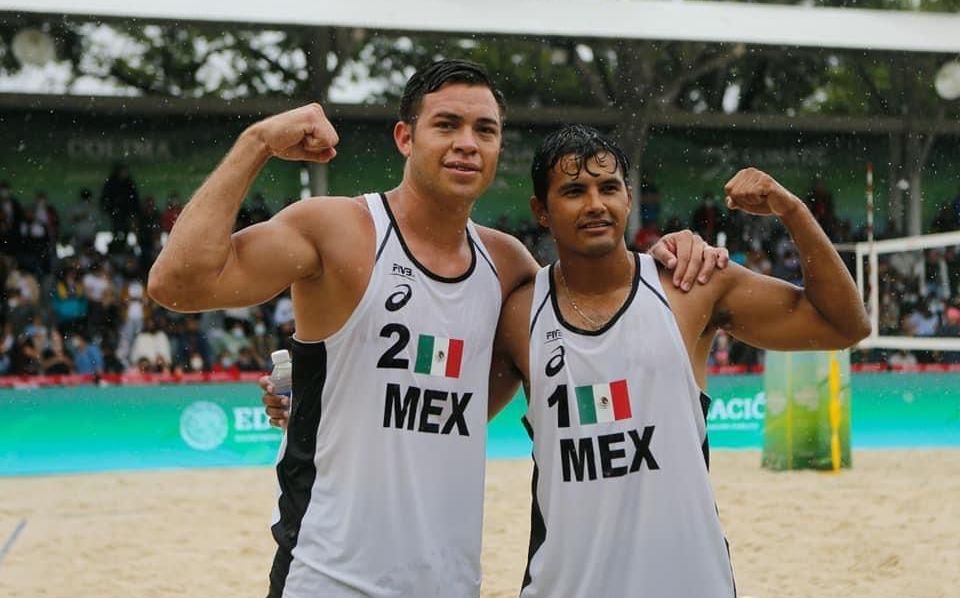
[545,345,565,377]
[385,284,413,311]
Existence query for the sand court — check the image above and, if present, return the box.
[1,449,958,597]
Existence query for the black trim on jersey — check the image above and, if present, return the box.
[378,192,477,283]
[268,339,328,598]
[470,232,500,280]
[700,392,712,470]
[549,254,641,336]
[636,253,672,310]
[529,283,552,336]
[520,415,546,592]
[374,196,394,263]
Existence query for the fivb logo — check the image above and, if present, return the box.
[575,380,631,425]
[414,334,464,378]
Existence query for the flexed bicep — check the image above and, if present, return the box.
[717,263,859,351]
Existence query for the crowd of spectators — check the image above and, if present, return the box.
[1,165,958,380]
[508,175,960,370]
[0,165,294,379]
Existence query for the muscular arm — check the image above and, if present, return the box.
[714,168,870,350]
[148,104,339,312]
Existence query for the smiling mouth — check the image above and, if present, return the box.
[445,162,481,172]
[580,221,612,230]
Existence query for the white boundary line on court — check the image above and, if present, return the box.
[0,518,27,566]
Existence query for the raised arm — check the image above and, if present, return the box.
[712,168,870,350]
[148,104,340,312]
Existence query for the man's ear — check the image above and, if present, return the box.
[625,184,633,216]
[394,121,413,157]
[529,195,549,228]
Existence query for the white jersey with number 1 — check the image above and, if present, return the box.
[521,253,736,598]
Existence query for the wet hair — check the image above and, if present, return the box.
[531,124,630,205]
[398,59,507,125]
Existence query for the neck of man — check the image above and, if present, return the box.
[387,183,474,251]
[557,246,635,297]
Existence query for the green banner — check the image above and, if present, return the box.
[2,372,958,476]
[0,383,281,475]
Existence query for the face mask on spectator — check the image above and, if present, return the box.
[254,323,266,336]
[231,326,245,339]
[190,356,204,371]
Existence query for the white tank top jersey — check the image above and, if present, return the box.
[521,253,736,598]
[271,193,501,598]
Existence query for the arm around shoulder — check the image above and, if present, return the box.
[488,281,534,420]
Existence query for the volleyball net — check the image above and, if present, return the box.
[852,229,960,353]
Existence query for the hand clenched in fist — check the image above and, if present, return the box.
[247,103,340,164]
[723,167,803,218]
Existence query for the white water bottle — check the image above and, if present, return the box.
[269,349,293,399]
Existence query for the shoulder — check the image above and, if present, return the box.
[273,195,373,240]
[475,225,539,295]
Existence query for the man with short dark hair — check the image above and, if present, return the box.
[151,61,722,597]
[490,124,869,596]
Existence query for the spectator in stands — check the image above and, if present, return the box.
[638,172,661,227]
[51,265,88,336]
[16,204,54,278]
[905,296,940,338]
[64,188,105,252]
[0,321,14,375]
[82,259,119,341]
[160,192,183,234]
[213,319,252,364]
[937,306,960,364]
[137,194,163,274]
[129,315,172,373]
[171,315,212,373]
[631,219,661,253]
[100,340,126,375]
[920,248,951,301]
[40,330,74,375]
[0,181,25,254]
[117,275,147,366]
[743,241,772,275]
[709,330,732,367]
[10,333,42,375]
[4,259,41,334]
[71,332,104,376]
[805,176,837,239]
[690,191,725,245]
[888,348,918,369]
[100,162,141,243]
[250,310,277,363]
[235,345,265,372]
[31,190,60,245]
[0,196,20,256]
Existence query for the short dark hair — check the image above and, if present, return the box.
[398,59,507,124]
[531,125,631,205]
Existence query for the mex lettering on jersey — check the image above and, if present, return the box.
[376,276,475,437]
[542,329,659,482]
